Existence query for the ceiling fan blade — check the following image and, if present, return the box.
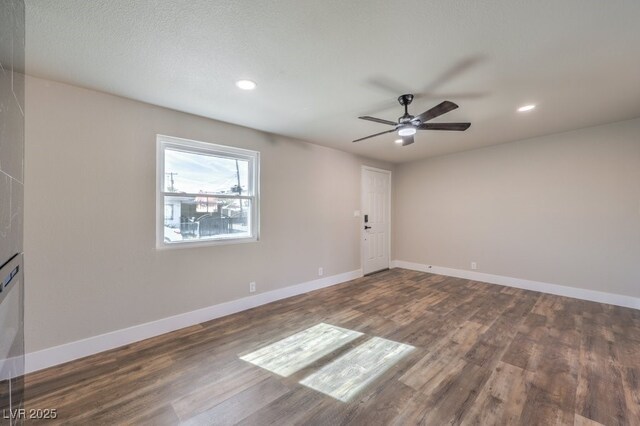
[419,122,471,131]
[358,116,397,126]
[414,101,459,123]
[352,129,396,143]
[401,135,414,146]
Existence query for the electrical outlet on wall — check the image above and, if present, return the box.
[318,267,324,276]
[471,262,477,270]
[249,282,256,293]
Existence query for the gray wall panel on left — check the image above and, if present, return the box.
[1,0,25,260]
[0,0,25,418]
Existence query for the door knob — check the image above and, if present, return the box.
[364,226,372,230]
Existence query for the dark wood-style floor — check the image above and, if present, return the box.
[24,268,640,425]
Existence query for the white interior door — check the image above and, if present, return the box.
[362,167,390,275]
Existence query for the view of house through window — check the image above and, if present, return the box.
[157,136,259,246]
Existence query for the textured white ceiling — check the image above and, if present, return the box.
[26,0,640,163]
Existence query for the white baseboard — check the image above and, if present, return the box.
[391,260,640,310]
[25,269,363,374]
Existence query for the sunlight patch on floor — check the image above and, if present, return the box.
[239,323,363,377]
[299,336,414,402]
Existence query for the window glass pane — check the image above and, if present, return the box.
[164,205,174,220]
[163,195,251,243]
[164,149,249,195]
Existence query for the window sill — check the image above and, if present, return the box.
[156,236,258,250]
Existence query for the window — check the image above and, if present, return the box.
[157,135,259,248]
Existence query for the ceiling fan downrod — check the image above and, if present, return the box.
[398,94,414,122]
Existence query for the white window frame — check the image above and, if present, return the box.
[156,134,260,249]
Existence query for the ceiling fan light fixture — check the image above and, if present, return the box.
[398,126,416,136]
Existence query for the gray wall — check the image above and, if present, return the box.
[24,76,392,352]
[1,0,25,412]
[1,0,24,265]
[394,118,640,298]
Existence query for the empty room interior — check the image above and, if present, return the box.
[1,0,639,424]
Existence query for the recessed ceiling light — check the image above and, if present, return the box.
[518,104,536,112]
[394,139,403,144]
[236,80,257,90]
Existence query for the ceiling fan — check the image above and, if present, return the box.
[353,94,471,146]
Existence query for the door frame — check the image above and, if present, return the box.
[361,165,392,275]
